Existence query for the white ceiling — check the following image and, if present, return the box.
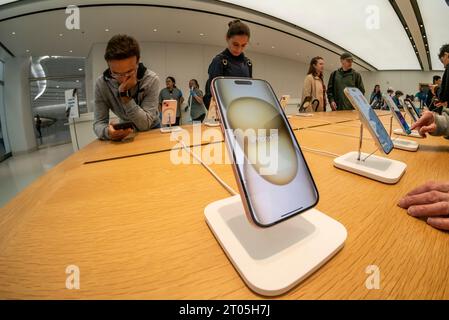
[0,0,443,71]
[0,0,376,71]
[417,0,449,71]
[221,0,421,70]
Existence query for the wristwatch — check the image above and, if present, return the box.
[119,90,131,98]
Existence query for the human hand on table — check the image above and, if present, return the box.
[398,181,449,231]
[108,124,133,141]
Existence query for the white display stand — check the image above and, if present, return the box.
[392,138,419,152]
[393,128,423,139]
[204,99,221,127]
[205,195,347,296]
[160,126,181,133]
[160,110,181,133]
[296,113,314,117]
[333,123,406,184]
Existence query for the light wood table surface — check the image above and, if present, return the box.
[1,111,448,299]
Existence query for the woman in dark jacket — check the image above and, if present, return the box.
[204,19,253,108]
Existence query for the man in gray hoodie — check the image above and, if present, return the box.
[94,34,160,140]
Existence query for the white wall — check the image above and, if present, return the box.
[360,70,444,98]
[86,41,310,112]
[4,57,37,154]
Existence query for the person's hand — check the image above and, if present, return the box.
[435,101,447,108]
[330,102,337,111]
[119,75,138,103]
[398,181,449,231]
[108,124,133,141]
[410,111,436,137]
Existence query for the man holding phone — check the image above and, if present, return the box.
[93,34,160,141]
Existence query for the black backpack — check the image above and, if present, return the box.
[204,54,253,108]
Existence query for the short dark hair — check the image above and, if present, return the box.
[190,79,199,88]
[226,19,251,39]
[433,75,442,84]
[438,44,449,59]
[104,34,140,61]
[166,76,177,88]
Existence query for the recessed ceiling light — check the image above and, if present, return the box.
[105,28,109,32]
[199,33,205,36]
[76,80,80,82]
[271,46,275,49]
[26,49,30,52]
[425,43,428,46]
[405,27,408,30]
[420,25,423,28]
[423,35,426,38]
[153,29,157,32]
[409,36,413,39]
[59,33,63,37]
[11,31,15,35]
[78,68,83,71]
[69,50,73,53]
[56,85,60,88]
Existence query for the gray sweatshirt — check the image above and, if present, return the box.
[93,67,161,140]
[432,108,449,137]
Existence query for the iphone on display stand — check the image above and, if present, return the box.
[160,99,181,133]
[203,77,347,296]
[383,95,422,139]
[333,88,407,184]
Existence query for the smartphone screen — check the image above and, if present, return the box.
[383,95,412,135]
[212,78,319,227]
[406,99,421,118]
[345,88,394,154]
[404,100,418,122]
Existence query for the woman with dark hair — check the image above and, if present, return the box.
[185,79,207,123]
[158,76,184,126]
[302,56,327,112]
[204,19,253,108]
[369,85,383,109]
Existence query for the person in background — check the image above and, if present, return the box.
[185,79,207,123]
[427,75,442,108]
[392,90,404,108]
[302,56,327,112]
[35,114,42,138]
[387,87,395,97]
[436,44,449,107]
[415,85,428,107]
[159,76,184,126]
[93,34,160,141]
[204,19,253,109]
[327,52,365,111]
[369,84,382,109]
